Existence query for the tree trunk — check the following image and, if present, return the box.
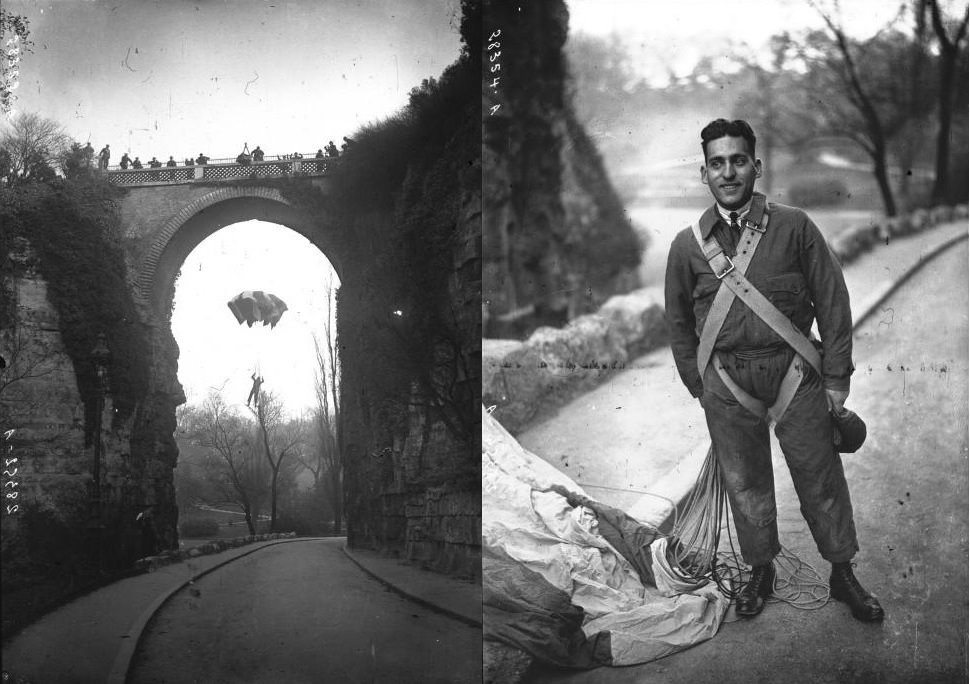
[871,146,898,217]
[329,470,342,533]
[928,1,969,203]
[761,134,773,195]
[333,493,343,535]
[932,56,957,202]
[270,468,280,532]
[238,490,257,535]
[257,407,279,532]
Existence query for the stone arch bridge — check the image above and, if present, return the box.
[110,156,340,312]
[104,157,359,553]
[4,144,480,582]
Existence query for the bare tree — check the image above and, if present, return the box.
[925,0,969,202]
[172,435,222,513]
[179,394,268,535]
[894,0,935,206]
[793,1,937,216]
[314,313,344,534]
[0,111,71,185]
[811,2,897,215]
[250,390,304,532]
[301,406,338,526]
[306,284,344,532]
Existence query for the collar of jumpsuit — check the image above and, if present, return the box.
[716,197,753,227]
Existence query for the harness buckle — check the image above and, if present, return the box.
[743,217,766,233]
[714,256,735,279]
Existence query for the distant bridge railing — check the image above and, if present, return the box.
[105,154,338,187]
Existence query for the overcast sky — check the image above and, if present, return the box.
[4,0,463,417]
[567,0,939,85]
[171,222,339,415]
[6,0,463,160]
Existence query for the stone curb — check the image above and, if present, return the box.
[107,536,314,684]
[483,204,968,436]
[829,204,967,265]
[851,230,968,330]
[132,531,298,573]
[340,544,483,629]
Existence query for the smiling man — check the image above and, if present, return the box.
[664,118,884,622]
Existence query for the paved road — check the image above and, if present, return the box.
[527,241,968,682]
[128,538,481,684]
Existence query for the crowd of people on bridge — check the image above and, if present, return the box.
[97,140,345,174]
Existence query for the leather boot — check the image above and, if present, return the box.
[830,562,885,622]
[735,563,775,617]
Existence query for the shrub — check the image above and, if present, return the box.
[178,517,220,538]
[787,177,850,207]
[276,488,330,536]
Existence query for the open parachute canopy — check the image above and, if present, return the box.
[227,290,288,328]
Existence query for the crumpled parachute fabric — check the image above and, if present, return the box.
[482,406,730,667]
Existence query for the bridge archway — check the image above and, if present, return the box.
[136,186,343,313]
[120,182,350,549]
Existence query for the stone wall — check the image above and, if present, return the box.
[340,154,482,579]
[1,239,89,521]
[483,287,667,435]
[0,238,178,579]
[403,489,481,577]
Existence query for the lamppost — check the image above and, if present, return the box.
[90,332,110,572]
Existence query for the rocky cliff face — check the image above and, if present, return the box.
[129,301,184,551]
[1,232,182,609]
[1,239,89,522]
[335,6,482,577]
[484,0,642,338]
[337,119,482,578]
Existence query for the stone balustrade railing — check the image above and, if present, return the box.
[105,154,338,187]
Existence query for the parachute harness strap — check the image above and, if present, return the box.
[667,445,830,611]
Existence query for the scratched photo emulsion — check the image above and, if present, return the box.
[481,0,968,682]
[1,1,484,682]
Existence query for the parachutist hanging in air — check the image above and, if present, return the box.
[247,373,264,408]
[227,290,284,410]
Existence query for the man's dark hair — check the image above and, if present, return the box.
[701,119,757,159]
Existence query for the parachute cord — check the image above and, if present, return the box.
[667,445,830,610]
[768,546,830,610]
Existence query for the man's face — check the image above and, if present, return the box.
[701,135,762,210]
